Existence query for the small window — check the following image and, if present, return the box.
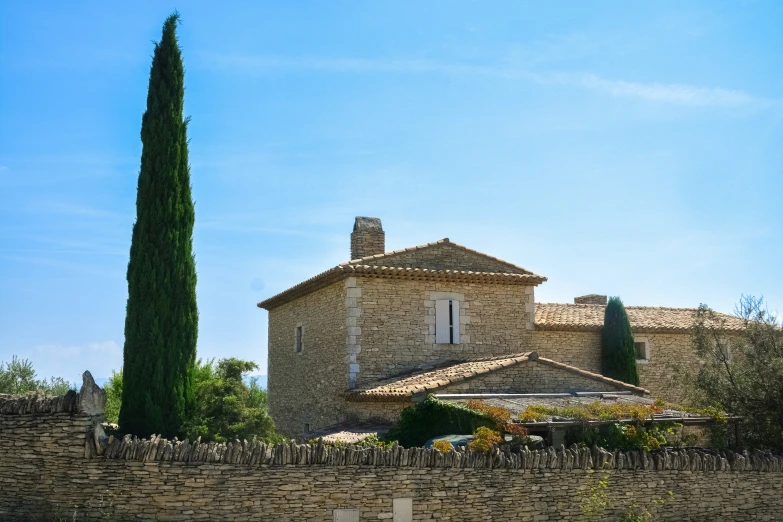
[295,325,303,353]
[303,423,311,433]
[333,509,360,522]
[634,340,649,361]
[435,299,460,344]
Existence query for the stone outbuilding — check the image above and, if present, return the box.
[258,217,744,437]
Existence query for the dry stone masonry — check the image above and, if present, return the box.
[2,378,783,521]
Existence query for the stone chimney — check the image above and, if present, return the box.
[574,294,608,305]
[351,217,385,260]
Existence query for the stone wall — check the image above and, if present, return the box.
[2,394,783,522]
[532,329,603,373]
[267,280,347,436]
[355,278,536,384]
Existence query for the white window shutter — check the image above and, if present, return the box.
[435,300,450,344]
[435,299,460,344]
[451,300,460,344]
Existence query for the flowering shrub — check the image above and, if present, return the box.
[468,427,502,452]
[464,400,528,440]
[432,439,454,452]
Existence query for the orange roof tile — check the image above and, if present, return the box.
[535,303,745,333]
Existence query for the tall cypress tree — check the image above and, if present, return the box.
[119,13,197,438]
[600,297,640,386]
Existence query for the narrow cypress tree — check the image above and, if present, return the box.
[119,13,198,438]
[600,297,640,386]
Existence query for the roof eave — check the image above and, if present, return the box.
[259,267,547,311]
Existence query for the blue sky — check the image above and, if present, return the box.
[1,1,781,384]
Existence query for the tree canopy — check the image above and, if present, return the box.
[184,358,278,443]
[688,296,783,452]
[0,356,72,396]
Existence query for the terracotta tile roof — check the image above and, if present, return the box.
[535,303,746,333]
[301,421,391,444]
[258,264,547,310]
[343,238,539,276]
[345,352,649,402]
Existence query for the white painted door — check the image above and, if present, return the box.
[393,498,413,522]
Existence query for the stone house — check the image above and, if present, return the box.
[258,217,744,437]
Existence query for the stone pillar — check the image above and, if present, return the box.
[350,217,385,260]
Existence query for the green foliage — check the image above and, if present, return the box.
[579,471,610,522]
[120,12,198,439]
[103,370,123,424]
[184,358,279,443]
[387,395,496,447]
[0,356,73,395]
[601,297,640,386]
[686,296,783,452]
[566,422,682,452]
[580,471,672,521]
[467,426,501,451]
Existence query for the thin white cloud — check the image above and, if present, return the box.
[202,52,777,109]
[575,74,757,108]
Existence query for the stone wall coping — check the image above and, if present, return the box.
[94,434,782,473]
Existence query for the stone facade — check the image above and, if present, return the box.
[267,281,347,436]
[532,330,697,401]
[2,398,783,522]
[354,278,535,384]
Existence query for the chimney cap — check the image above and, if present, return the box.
[574,294,608,305]
[353,216,383,232]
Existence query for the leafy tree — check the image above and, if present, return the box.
[103,370,123,424]
[601,297,640,386]
[688,296,783,451]
[120,12,198,438]
[0,356,73,395]
[184,358,278,443]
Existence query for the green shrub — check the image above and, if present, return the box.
[386,395,496,447]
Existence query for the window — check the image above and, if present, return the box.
[435,299,460,344]
[333,509,360,522]
[634,337,649,362]
[303,423,311,433]
[295,325,303,353]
